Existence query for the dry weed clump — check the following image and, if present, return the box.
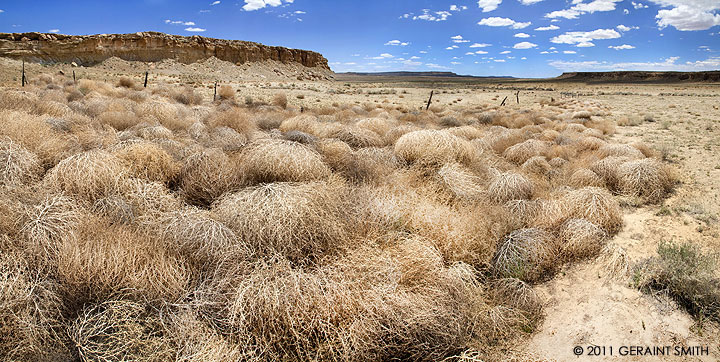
[569,168,605,188]
[213,179,348,262]
[58,217,189,301]
[21,194,83,260]
[271,93,288,109]
[0,252,69,361]
[238,139,331,184]
[561,187,623,234]
[173,86,204,105]
[437,162,486,201]
[597,143,645,159]
[617,158,675,202]
[205,107,257,137]
[44,150,127,202]
[98,110,140,131]
[321,123,385,149]
[178,148,239,206]
[488,172,534,204]
[113,141,180,185]
[493,228,558,282]
[217,85,235,102]
[558,218,608,260]
[0,138,43,186]
[394,130,474,167]
[503,139,550,165]
[69,299,173,362]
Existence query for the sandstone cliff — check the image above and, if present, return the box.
[0,32,330,70]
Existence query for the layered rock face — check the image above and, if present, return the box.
[0,32,330,70]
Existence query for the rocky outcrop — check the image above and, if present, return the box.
[0,32,330,70]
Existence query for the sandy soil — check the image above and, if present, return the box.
[1,58,718,360]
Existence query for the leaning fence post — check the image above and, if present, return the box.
[500,96,508,106]
[144,71,149,88]
[213,81,218,101]
[425,90,434,110]
[22,60,26,87]
[516,90,520,104]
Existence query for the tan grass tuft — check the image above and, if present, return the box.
[437,162,486,201]
[217,85,235,101]
[492,228,558,282]
[205,107,257,137]
[44,150,127,202]
[178,148,239,206]
[238,139,331,184]
[617,158,675,202]
[503,139,549,165]
[558,218,608,260]
[394,129,475,167]
[568,168,605,188]
[0,138,43,186]
[561,187,623,234]
[113,141,180,185]
[488,172,534,204]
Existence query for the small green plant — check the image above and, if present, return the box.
[633,241,720,322]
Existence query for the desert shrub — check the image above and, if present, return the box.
[44,150,127,202]
[437,162,485,201]
[521,156,551,176]
[447,125,484,141]
[279,114,321,135]
[205,126,248,151]
[560,187,623,234]
[633,241,720,322]
[283,130,317,145]
[384,124,421,144]
[322,123,385,149]
[572,111,592,120]
[205,107,256,136]
[174,86,204,105]
[238,139,330,184]
[0,252,69,361]
[558,218,607,260]
[213,179,348,263]
[135,101,191,131]
[271,93,288,109]
[394,130,474,167]
[21,194,83,261]
[356,117,392,136]
[503,199,540,229]
[503,139,549,165]
[487,172,533,204]
[314,138,353,172]
[58,217,189,301]
[493,228,558,282]
[98,110,140,131]
[69,299,174,362]
[178,148,239,206]
[589,156,627,191]
[160,208,247,271]
[113,141,180,185]
[163,311,244,362]
[568,168,605,188]
[597,143,644,159]
[217,85,235,102]
[0,138,43,186]
[118,76,137,89]
[617,158,675,202]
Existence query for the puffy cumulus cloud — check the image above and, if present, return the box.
[632,1,649,8]
[385,40,410,46]
[166,20,196,26]
[549,56,720,71]
[535,24,560,30]
[478,17,531,29]
[652,1,720,31]
[520,0,545,4]
[185,27,206,32]
[500,50,512,54]
[451,35,470,43]
[616,24,639,31]
[513,41,538,49]
[546,0,623,19]
[563,50,577,53]
[470,42,492,47]
[494,59,506,62]
[551,29,621,46]
[450,4,469,11]
[609,44,636,49]
[477,0,503,12]
[407,9,453,21]
[243,0,294,11]
[49,29,60,33]
[514,32,531,37]
[446,45,460,50]
[211,1,221,5]
[577,41,595,47]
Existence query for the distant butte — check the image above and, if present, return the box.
[0,31,330,70]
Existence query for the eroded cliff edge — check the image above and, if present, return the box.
[0,32,330,70]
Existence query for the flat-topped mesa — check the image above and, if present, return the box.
[0,31,330,70]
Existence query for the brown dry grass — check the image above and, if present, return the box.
[238,139,331,184]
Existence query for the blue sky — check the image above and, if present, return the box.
[0,0,718,77]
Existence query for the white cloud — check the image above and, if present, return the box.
[0,9,4,13]
[551,29,621,45]
[577,41,595,47]
[211,1,221,5]
[535,25,560,31]
[185,27,206,32]
[166,20,196,26]
[451,35,471,43]
[48,29,60,33]
[632,1,649,8]
[451,61,462,65]
[243,0,293,11]
[450,5,469,11]
[477,0,503,12]
[563,50,577,54]
[494,59,506,62]
[609,44,636,49]
[616,24,639,31]
[295,10,306,14]
[385,40,410,46]
[446,45,460,50]
[476,50,489,54]
[546,0,623,19]
[419,50,428,54]
[500,50,512,54]
[520,0,545,4]
[624,9,630,14]
[470,43,492,48]
[514,32,531,38]
[426,63,450,69]
[513,41,538,49]
[478,17,531,29]
[521,57,527,59]
[410,9,453,21]
[655,5,720,31]
[549,56,720,71]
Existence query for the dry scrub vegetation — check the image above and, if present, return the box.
[0,74,677,361]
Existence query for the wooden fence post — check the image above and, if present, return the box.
[500,96,508,106]
[144,71,149,88]
[213,81,218,101]
[22,60,26,87]
[73,70,76,83]
[425,90,434,110]
[516,90,520,104]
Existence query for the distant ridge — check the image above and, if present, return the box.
[555,71,720,83]
[339,71,515,79]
